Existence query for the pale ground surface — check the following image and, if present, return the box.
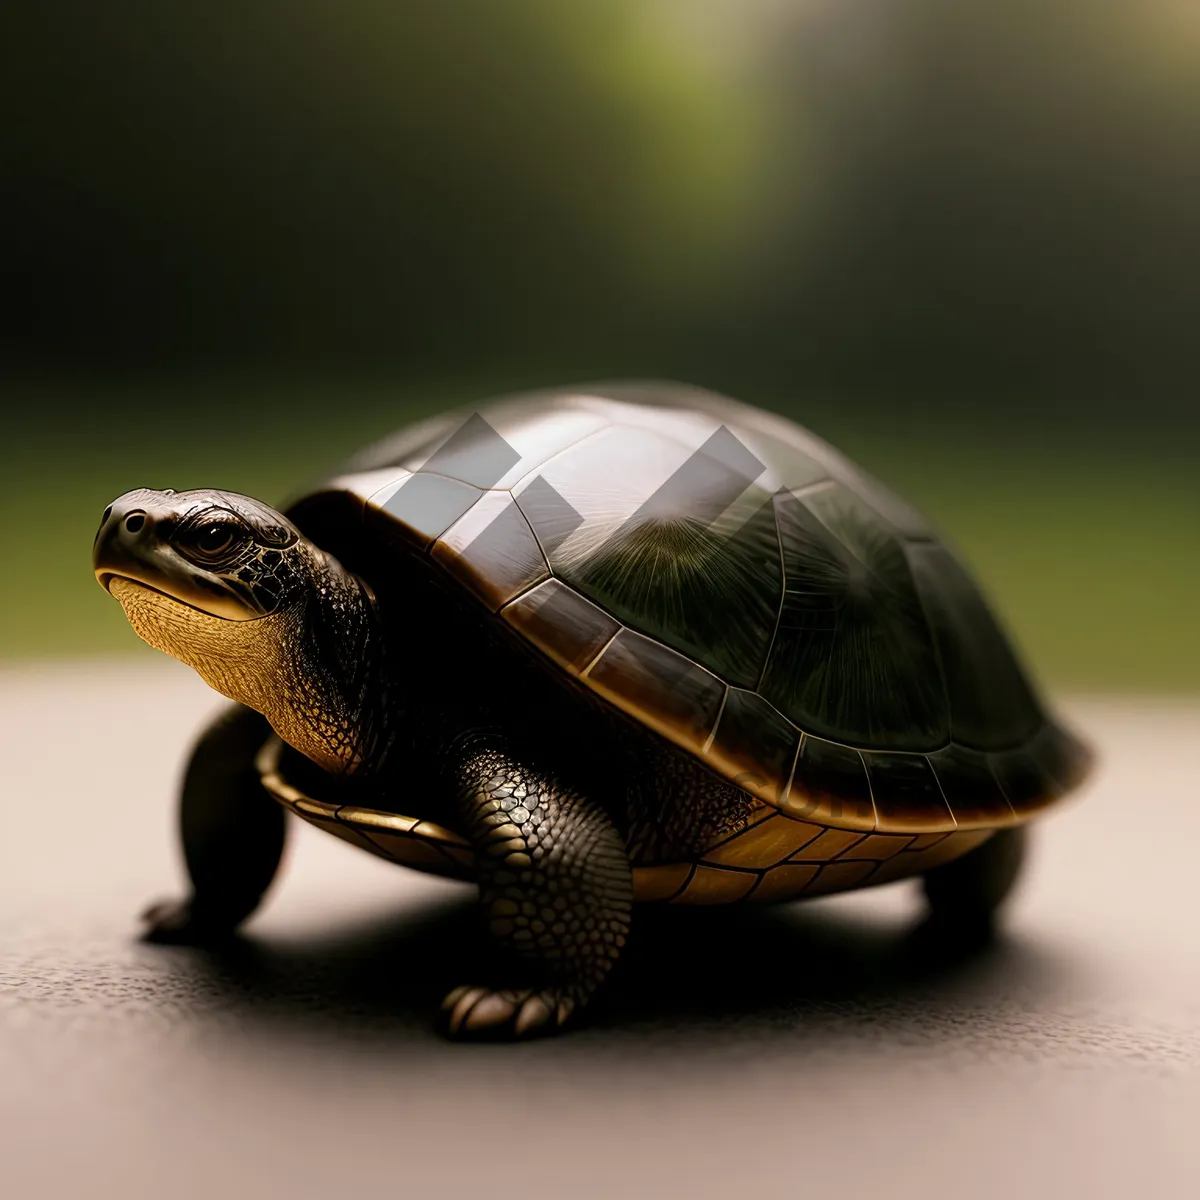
[1,662,1197,1199]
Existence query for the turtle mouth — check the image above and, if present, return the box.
[96,569,143,598]
[97,570,207,612]
[98,570,262,622]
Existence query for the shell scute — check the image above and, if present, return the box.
[501,578,620,675]
[433,490,548,611]
[583,627,725,755]
[380,472,481,549]
[762,484,948,749]
[926,744,1014,827]
[905,541,1040,750]
[861,751,955,834]
[785,736,875,828]
[705,688,800,808]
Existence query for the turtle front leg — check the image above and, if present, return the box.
[142,703,286,943]
[441,740,632,1039]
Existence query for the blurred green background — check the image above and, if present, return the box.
[2,0,1197,690]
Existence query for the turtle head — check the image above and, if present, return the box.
[95,488,383,774]
[94,488,309,622]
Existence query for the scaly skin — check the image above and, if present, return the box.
[441,736,632,1038]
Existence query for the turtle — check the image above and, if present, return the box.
[93,381,1092,1038]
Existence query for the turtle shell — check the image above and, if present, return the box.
[288,382,1091,835]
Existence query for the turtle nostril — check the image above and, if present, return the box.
[124,513,146,534]
[101,506,112,525]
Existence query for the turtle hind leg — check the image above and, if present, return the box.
[142,703,286,944]
[921,826,1028,935]
[440,738,632,1040]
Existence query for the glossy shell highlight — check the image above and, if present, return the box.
[289,383,1091,835]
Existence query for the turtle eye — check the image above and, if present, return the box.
[182,516,246,564]
[195,522,234,555]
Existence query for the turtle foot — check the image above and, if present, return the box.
[440,985,577,1040]
[139,897,237,945]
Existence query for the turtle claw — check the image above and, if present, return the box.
[440,985,575,1040]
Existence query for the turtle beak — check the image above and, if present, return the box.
[93,489,172,594]
[93,489,256,621]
